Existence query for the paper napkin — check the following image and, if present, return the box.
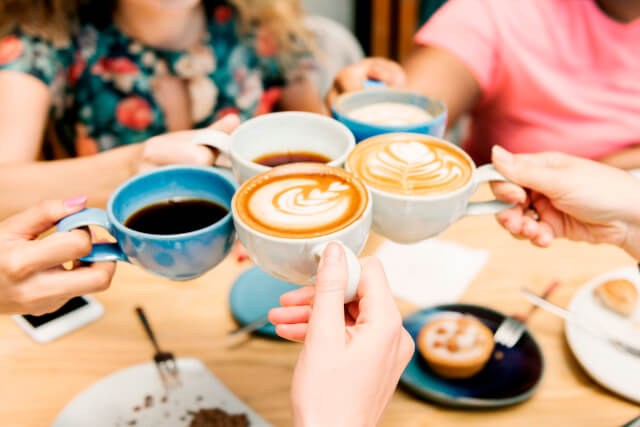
[375,238,489,307]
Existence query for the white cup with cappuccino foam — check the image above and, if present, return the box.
[232,163,372,302]
[346,133,514,244]
[190,112,356,184]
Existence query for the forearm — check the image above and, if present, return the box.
[598,144,640,170]
[402,45,480,128]
[279,76,328,115]
[0,145,142,219]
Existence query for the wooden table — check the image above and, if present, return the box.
[1,186,638,426]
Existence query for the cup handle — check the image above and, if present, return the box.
[464,164,516,216]
[312,241,361,303]
[190,129,233,167]
[56,208,128,263]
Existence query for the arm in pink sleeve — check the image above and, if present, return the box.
[414,0,503,101]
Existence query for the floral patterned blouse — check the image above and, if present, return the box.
[0,4,300,157]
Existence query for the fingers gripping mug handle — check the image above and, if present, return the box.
[191,129,232,167]
[464,164,516,216]
[313,241,361,303]
[56,208,128,263]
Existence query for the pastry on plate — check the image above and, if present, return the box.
[594,279,638,317]
[417,315,495,379]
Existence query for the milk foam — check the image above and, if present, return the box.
[247,177,356,233]
[347,102,432,126]
[349,138,471,195]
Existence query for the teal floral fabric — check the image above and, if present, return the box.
[0,4,298,156]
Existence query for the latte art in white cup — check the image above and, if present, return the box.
[347,102,433,126]
[345,133,513,243]
[247,177,354,234]
[234,163,369,239]
[347,134,472,196]
[231,163,372,300]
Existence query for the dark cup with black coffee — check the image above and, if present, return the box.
[57,165,237,281]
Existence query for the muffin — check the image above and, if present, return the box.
[417,315,495,379]
[594,279,638,317]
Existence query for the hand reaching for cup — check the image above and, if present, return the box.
[0,198,116,315]
[136,114,240,173]
[490,146,640,259]
[326,58,407,109]
[269,243,414,427]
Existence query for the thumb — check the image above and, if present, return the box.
[308,242,347,348]
[492,146,572,196]
[208,114,240,134]
[3,197,88,239]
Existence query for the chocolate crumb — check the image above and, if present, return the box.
[161,395,168,404]
[180,416,187,422]
[127,421,137,426]
[188,408,249,427]
[144,395,154,408]
[133,406,141,412]
[187,410,197,415]
[196,395,203,402]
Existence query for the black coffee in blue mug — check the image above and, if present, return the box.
[57,165,237,281]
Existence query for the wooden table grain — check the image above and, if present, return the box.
[1,186,638,427]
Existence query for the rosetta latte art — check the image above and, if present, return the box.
[349,139,472,195]
[247,177,357,233]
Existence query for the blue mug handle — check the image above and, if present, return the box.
[56,208,129,263]
[362,79,387,89]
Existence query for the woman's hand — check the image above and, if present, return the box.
[490,146,640,259]
[136,114,240,173]
[0,197,116,315]
[269,243,414,427]
[326,58,406,108]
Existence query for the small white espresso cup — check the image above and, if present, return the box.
[231,164,373,302]
[346,134,514,244]
[191,112,356,184]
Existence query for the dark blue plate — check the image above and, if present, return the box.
[401,304,544,408]
[229,266,300,337]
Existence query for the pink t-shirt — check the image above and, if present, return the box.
[415,0,640,165]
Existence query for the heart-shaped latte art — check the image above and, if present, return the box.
[349,138,472,195]
[388,141,433,165]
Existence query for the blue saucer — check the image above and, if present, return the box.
[229,266,301,337]
[401,304,544,408]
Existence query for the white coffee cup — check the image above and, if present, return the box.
[191,112,356,184]
[231,164,372,302]
[346,134,514,244]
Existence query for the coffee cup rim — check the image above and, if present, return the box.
[228,111,356,174]
[331,88,447,130]
[231,163,372,243]
[107,165,237,240]
[345,133,478,201]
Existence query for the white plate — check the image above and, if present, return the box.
[566,267,640,403]
[52,358,271,427]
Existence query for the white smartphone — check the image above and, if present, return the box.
[12,296,103,343]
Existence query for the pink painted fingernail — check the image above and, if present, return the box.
[64,195,88,208]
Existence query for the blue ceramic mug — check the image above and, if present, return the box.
[57,165,237,281]
[332,87,447,142]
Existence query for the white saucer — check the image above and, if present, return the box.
[566,267,640,403]
[51,358,271,427]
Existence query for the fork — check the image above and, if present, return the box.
[493,315,527,348]
[493,281,560,348]
[135,306,181,390]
